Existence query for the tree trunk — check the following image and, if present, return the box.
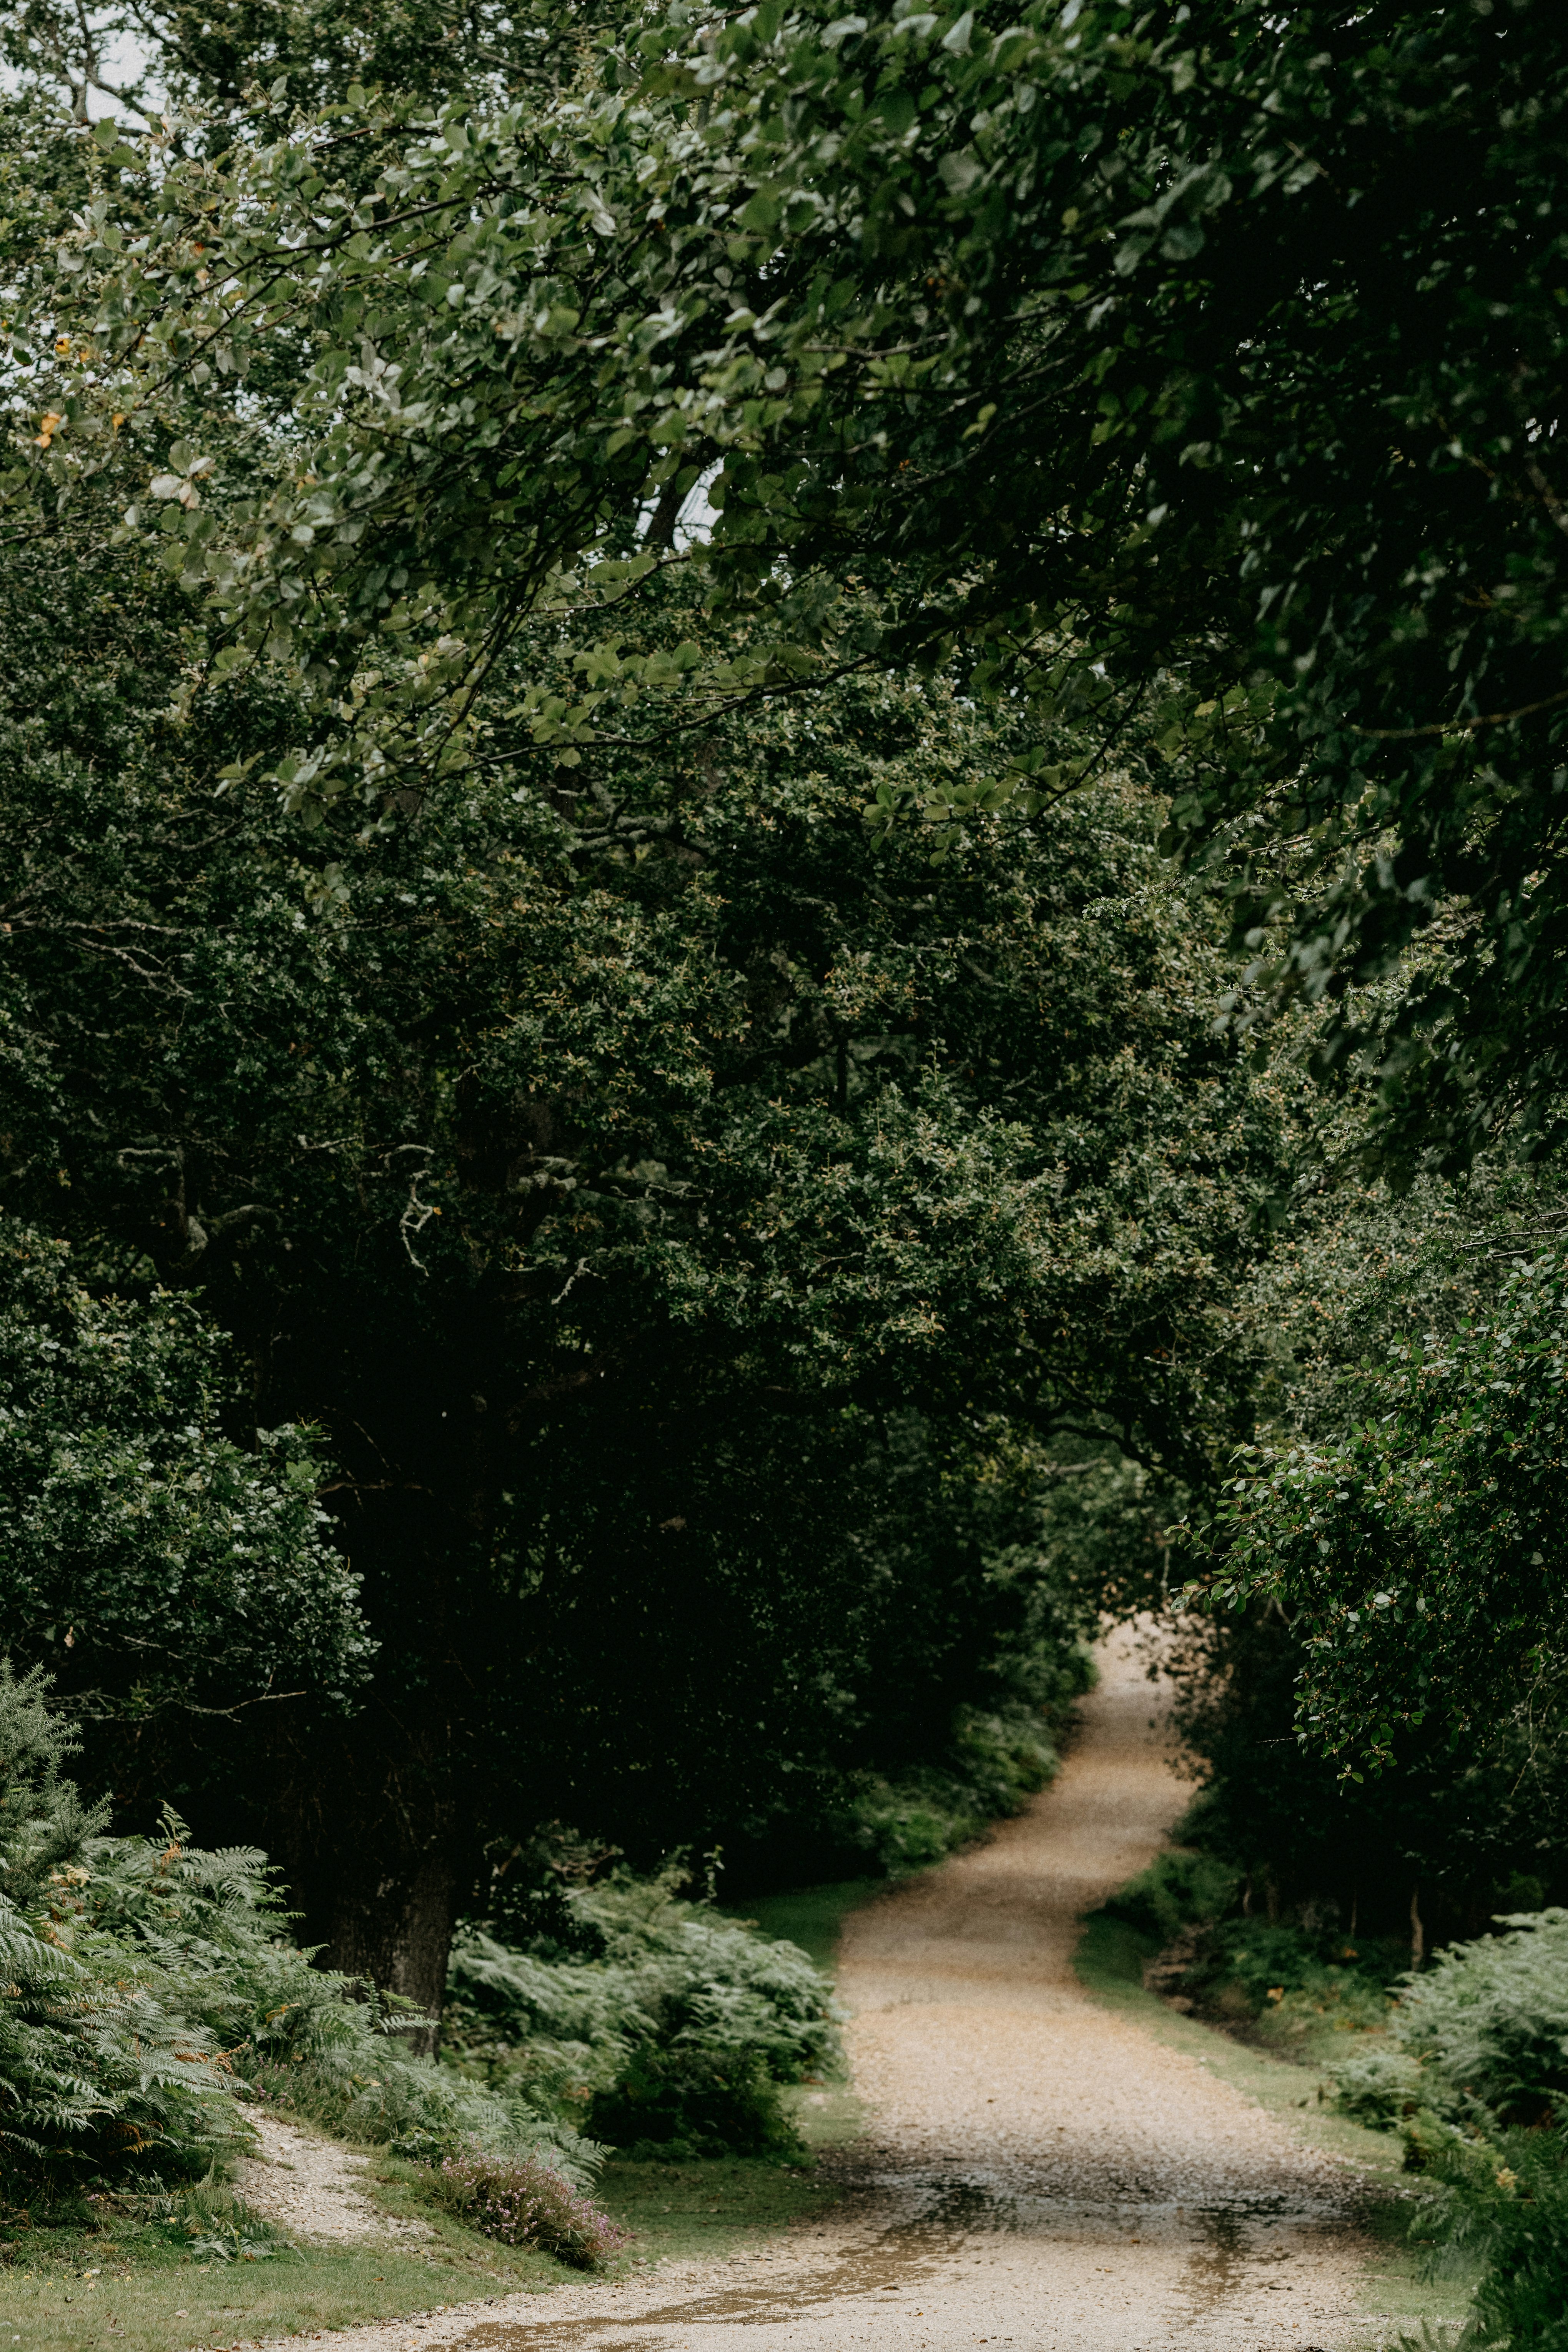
[1410,1883,1425,1971]
[329,1839,457,2056]
[264,1700,460,2057]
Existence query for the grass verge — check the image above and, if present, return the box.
[1074,1913,1478,2341]
[592,2145,841,2267]
[721,1880,883,1976]
[0,2073,861,2347]
[0,2181,560,2352]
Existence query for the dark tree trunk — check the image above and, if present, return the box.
[328,1837,457,2055]
[265,1699,461,2057]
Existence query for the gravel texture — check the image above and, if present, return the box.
[248,1626,1391,2352]
[236,2112,432,2244]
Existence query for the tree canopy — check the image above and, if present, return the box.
[15,0,1566,1175]
[0,411,1288,2003]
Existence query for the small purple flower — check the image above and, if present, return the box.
[437,2145,629,2268]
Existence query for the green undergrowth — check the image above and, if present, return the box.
[1097,1848,1410,2074]
[1074,1911,1478,2339]
[0,2106,858,2350]
[722,1880,882,1976]
[0,2170,570,2352]
[443,1864,841,2166]
[831,1699,1072,1873]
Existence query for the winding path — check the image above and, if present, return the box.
[278,1628,1388,2352]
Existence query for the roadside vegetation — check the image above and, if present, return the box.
[1097,1851,1568,2337]
[1,3,1566,2346]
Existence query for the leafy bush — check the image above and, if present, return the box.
[0,1663,240,2195]
[1097,1849,1240,1947]
[82,1822,602,2186]
[433,2145,629,2267]
[1320,2044,1429,2130]
[1400,2123,1568,2351]
[831,1703,1067,1874]
[586,2044,802,2164]
[1194,1917,1406,2014]
[1327,1910,1568,2132]
[444,1864,839,2161]
[1096,1846,1404,2049]
[1312,1915,1568,2350]
[0,1224,372,1735]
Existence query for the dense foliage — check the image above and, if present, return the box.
[0,1223,371,1747]
[1333,1917,1568,2352]
[0,391,1281,1998]
[446,1865,838,2160]
[1329,1910,1568,2134]
[13,0,1564,1178]
[1,1666,835,2222]
[1196,1257,1568,1767]
[1102,1845,1568,2350]
[0,1661,609,2197]
[0,1662,238,2189]
[2,33,1565,2316]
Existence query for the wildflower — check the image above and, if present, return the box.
[436,2145,629,2268]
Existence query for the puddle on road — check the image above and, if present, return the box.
[429,2172,1347,2349]
[432,2226,952,2349]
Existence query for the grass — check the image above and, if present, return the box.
[0,2056,865,2349]
[721,1879,884,1975]
[1075,1913,1479,2340]
[0,2184,560,2352]
[592,2143,841,2266]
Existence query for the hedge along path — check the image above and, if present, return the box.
[256,1627,1388,2352]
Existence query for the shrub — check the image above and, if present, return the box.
[1402,2122,1568,2350]
[1362,1909,1568,2129]
[586,2044,803,2164]
[81,1820,602,2185]
[0,1662,241,2195]
[444,1864,839,2159]
[1322,2044,1429,2130]
[1317,1915,1568,2351]
[830,1701,1073,1877]
[434,2145,629,2268]
[1096,1849,1240,1947]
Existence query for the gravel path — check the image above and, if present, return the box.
[237,2114,433,2244]
[254,1627,1391,2352]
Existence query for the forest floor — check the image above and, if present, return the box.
[231,1624,1468,2352]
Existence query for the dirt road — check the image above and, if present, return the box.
[294,1628,1387,2352]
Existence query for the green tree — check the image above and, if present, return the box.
[0,1224,371,1757]
[27,0,1563,1182]
[0,441,1287,2008]
[1195,1254,1568,1771]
